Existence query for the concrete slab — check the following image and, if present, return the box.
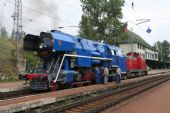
[148,69,170,75]
[103,80,170,113]
[0,81,29,93]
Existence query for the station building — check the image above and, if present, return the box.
[118,32,170,69]
[119,32,158,61]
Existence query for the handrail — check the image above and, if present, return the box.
[54,55,66,82]
[52,55,61,76]
[53,54,112,83]
[64,54,112,61]
[48,58,55,73]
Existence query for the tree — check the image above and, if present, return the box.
[153,41,162,61]
[11,29,25,40]
[79,0,125,45]
[0,26,8,38]
[153,40,170,62]
[11,29,15,39]
[162,40,170,62]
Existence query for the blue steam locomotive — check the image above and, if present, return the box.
[23,30,131,91]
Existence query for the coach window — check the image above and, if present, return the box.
[155,54,158,59]
[145,53,147,58]
[147,53,149,58]
[143,47,145,50]
[152,54,154,59]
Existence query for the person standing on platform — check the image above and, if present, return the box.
[95,66,101,84]
[100,66,104,84]
[103,67,109,84]
[116,66,121,87]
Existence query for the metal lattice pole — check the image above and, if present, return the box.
[0,0,3,38]
[11,0,23,74]
[12,0,22,59]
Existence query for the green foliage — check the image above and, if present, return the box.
[0,38,19,82]
[115,31,128,45]
[23,51,37,67]
[11,29,25,40]
[0,26,8,38]
[11,29,15,39]
[153,40,170,62]
[79,0,125,44]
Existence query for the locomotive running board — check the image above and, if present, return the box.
[53,54,112,83]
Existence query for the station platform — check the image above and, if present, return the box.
[0,69,169,93]
[0,71,169,113]
[148,69,170,75]
[103,80,170,113]
[0,81,28,93]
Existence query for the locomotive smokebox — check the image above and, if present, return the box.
[38,32,53,57]
[23,32,53,57]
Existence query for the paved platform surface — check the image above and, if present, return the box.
[148,69,170,75]
[0,81,28,93]
[0,69,169,93]
[0,72,169,113]
[103,80,170,113]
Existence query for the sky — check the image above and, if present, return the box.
[0,0,170,46]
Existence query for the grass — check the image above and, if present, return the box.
[0,37,38,82]
[0,38,19,82]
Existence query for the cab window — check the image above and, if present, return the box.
[111,50,117,55]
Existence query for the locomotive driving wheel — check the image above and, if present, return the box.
[49,81,58,91]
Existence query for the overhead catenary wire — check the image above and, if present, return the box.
[4,0,165,42]
[59,0,82,12]
[124,1,163,43]
[6,0,75,25]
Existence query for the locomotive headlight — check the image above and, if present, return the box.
[39,45,43,49]
[39,37,53,50]
[38,36,53,57]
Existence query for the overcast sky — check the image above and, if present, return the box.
[0,0,170,46]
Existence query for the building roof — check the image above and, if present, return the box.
[119,31,156,51]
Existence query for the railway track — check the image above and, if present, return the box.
[39,74,170,113]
